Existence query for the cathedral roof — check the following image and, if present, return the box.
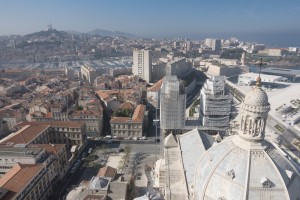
[193,137,300,200]
[192,76,300,200]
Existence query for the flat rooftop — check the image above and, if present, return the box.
[0,146,43,157]
[239,72,285,80]
[262,67,300,77]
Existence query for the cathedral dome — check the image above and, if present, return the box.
[193,137,300,200]
[192,77,300,200]
[243,86,269,107]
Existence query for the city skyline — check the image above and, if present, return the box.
[1,0,300,46]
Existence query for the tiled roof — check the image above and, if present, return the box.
[97,166,117,178]
[17,121,83,128]
[118,102,134,110]
[110,104,145,124]
[0,164,44,200]
[132,104,145,123]
[95,91,110,100]
[147,79,163,92]
[1,125,49,145]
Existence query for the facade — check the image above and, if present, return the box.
[186,41,192,51]
[132,49,152,83]
[0,108,26,132]
[166,57,192,78]
[160,76,186,131]
[151,63,166,82]
[258,48,288,56]
[199,76,232,133]
[0,120,9,139]
[69,110,103,137]
[110,104,147,138]
[147,79,163,109]
[0,143,69,200]
[81,65,98,83]
[203,61,243,77]
[7,121,86,149]
[205,38,221,51]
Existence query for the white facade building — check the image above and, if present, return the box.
[238,72,287,85]
[205,38,221,51]
[132,49,152,83]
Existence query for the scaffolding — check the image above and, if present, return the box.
[160,76,186,130]
[200,76,232,132]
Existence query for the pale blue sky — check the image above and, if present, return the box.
[1,0,300,46]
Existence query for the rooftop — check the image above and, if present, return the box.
[132,104,146,123]
[0,146,43,157]
[1,125,49,145]
[0,164,44,200]
[17,121,83,128]
[97,166,117,178]
[147,79,163,92]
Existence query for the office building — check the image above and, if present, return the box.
[132,49,152,83]
[205,38,221,51]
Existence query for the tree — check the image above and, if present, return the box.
[113,108,132,117]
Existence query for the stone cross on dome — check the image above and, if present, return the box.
[256,59,266,87]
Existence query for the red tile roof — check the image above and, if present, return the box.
[1,125,49,145]
[0,164,44,200]
[132,104,145,123]
[118,102,134,110]
[97,166,117,178]
[17,121,83,128]
[147,79,163,92]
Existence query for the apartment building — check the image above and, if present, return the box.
[6,121,86,149]
[110,104,147,138]
[132,49,152,83]
[69,110,103,137]
[0,143,69,200]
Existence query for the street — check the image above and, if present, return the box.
[50,139,160,199]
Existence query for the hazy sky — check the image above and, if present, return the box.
[1,0,300,46]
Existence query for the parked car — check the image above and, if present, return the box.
[105,135,112,139]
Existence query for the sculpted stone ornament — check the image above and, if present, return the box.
[261,177,273,188]
[226,169,235,180]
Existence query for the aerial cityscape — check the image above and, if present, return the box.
[1,1,300,200]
